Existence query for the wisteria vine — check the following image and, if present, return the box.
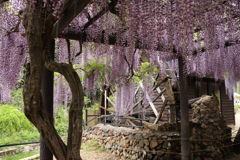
[0,0,239,114]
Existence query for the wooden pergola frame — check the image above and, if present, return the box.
[55,1,240,160]
[22,0,239,159]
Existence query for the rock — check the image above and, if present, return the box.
[195,157,201,160]
[150,140,158,149]
[135,134,143,140]
[157,150,165,157]
[143,139,149,146]
[138,140,144,148]
[162,141,168,149]
[129,134,134,140]
[119,138,129,148]
[132,154,139,159]
[206,145,214,151]
[143,133,150,139]
[105,142,111,149]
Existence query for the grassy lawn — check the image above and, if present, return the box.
[1,150,39,160]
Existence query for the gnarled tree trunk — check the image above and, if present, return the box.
[22,2,84,159]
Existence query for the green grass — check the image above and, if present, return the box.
[0,130,40,146]
[81,140,105,153]
[1,150,39,160]
[235,104,240,110]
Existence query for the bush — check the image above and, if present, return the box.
[0,105,35,135]
[7,88,24,109]
[235,104,240,109]
[55,108,69,137]
[0,129,39,146]
[0,105,69,147]
[0,105,39,146]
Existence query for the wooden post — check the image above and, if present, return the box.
[40,40,54,160]
[178,56,190,160]
[154,99,168,124]
[104,90,107,123]
[169,104,176,123]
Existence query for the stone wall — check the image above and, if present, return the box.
[83,123,181,160]
[83,95,232,160]
[191,95,232,160]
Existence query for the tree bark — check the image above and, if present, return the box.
[0,0,8,4]
[178,56,190,160]
[22,2,84,159]
[40,40,55,160]
[45,58,84,160]
[233,127,240,154]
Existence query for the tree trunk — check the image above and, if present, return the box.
[178,56,190,160]
[45,58,84,160]
[233,127,240,154]
[22,3,84,160]
[40,40,55,160]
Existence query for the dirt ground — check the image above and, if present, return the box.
[80,149,120,160]
[80,147,240,160]
[80,142,120,160]
[80,141,240,160]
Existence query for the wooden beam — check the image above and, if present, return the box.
[98,105,116,113]
[139,82,159,117]
[165,79,175,103]
[154,99,168,124]
[169,105,177,123]
[105,96,115,107]
[155,86,166,102]
[145,88,166,109]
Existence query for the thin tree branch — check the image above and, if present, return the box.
[75,39,82,57]
[50,0,91,39]
[66,39,72,65]
[83,0,118,31]
[44,0,74,37]
[4,10,23,36]
[0,0,8,4]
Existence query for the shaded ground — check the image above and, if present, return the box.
[80,141,120,160]
[80,139,240,160]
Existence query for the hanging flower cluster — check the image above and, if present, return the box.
[0,0,240,105]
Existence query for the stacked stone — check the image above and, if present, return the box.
[82,96,233,160]
[191,95,232,160]
[82,124,181,160]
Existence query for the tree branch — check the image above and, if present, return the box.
[66,39,72,64]
[44,56,84,159]
[50,0,91,39]
[60,26,240,58]
[0,0,8,4]
[4,10,23,36]
[83,0,118,31]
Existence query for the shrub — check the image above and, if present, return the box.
[0,105,39,146]
[0,105,34,135]
[55,108,69,137]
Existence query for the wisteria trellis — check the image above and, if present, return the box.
[0,0,240,159]
[1,0,239,98]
